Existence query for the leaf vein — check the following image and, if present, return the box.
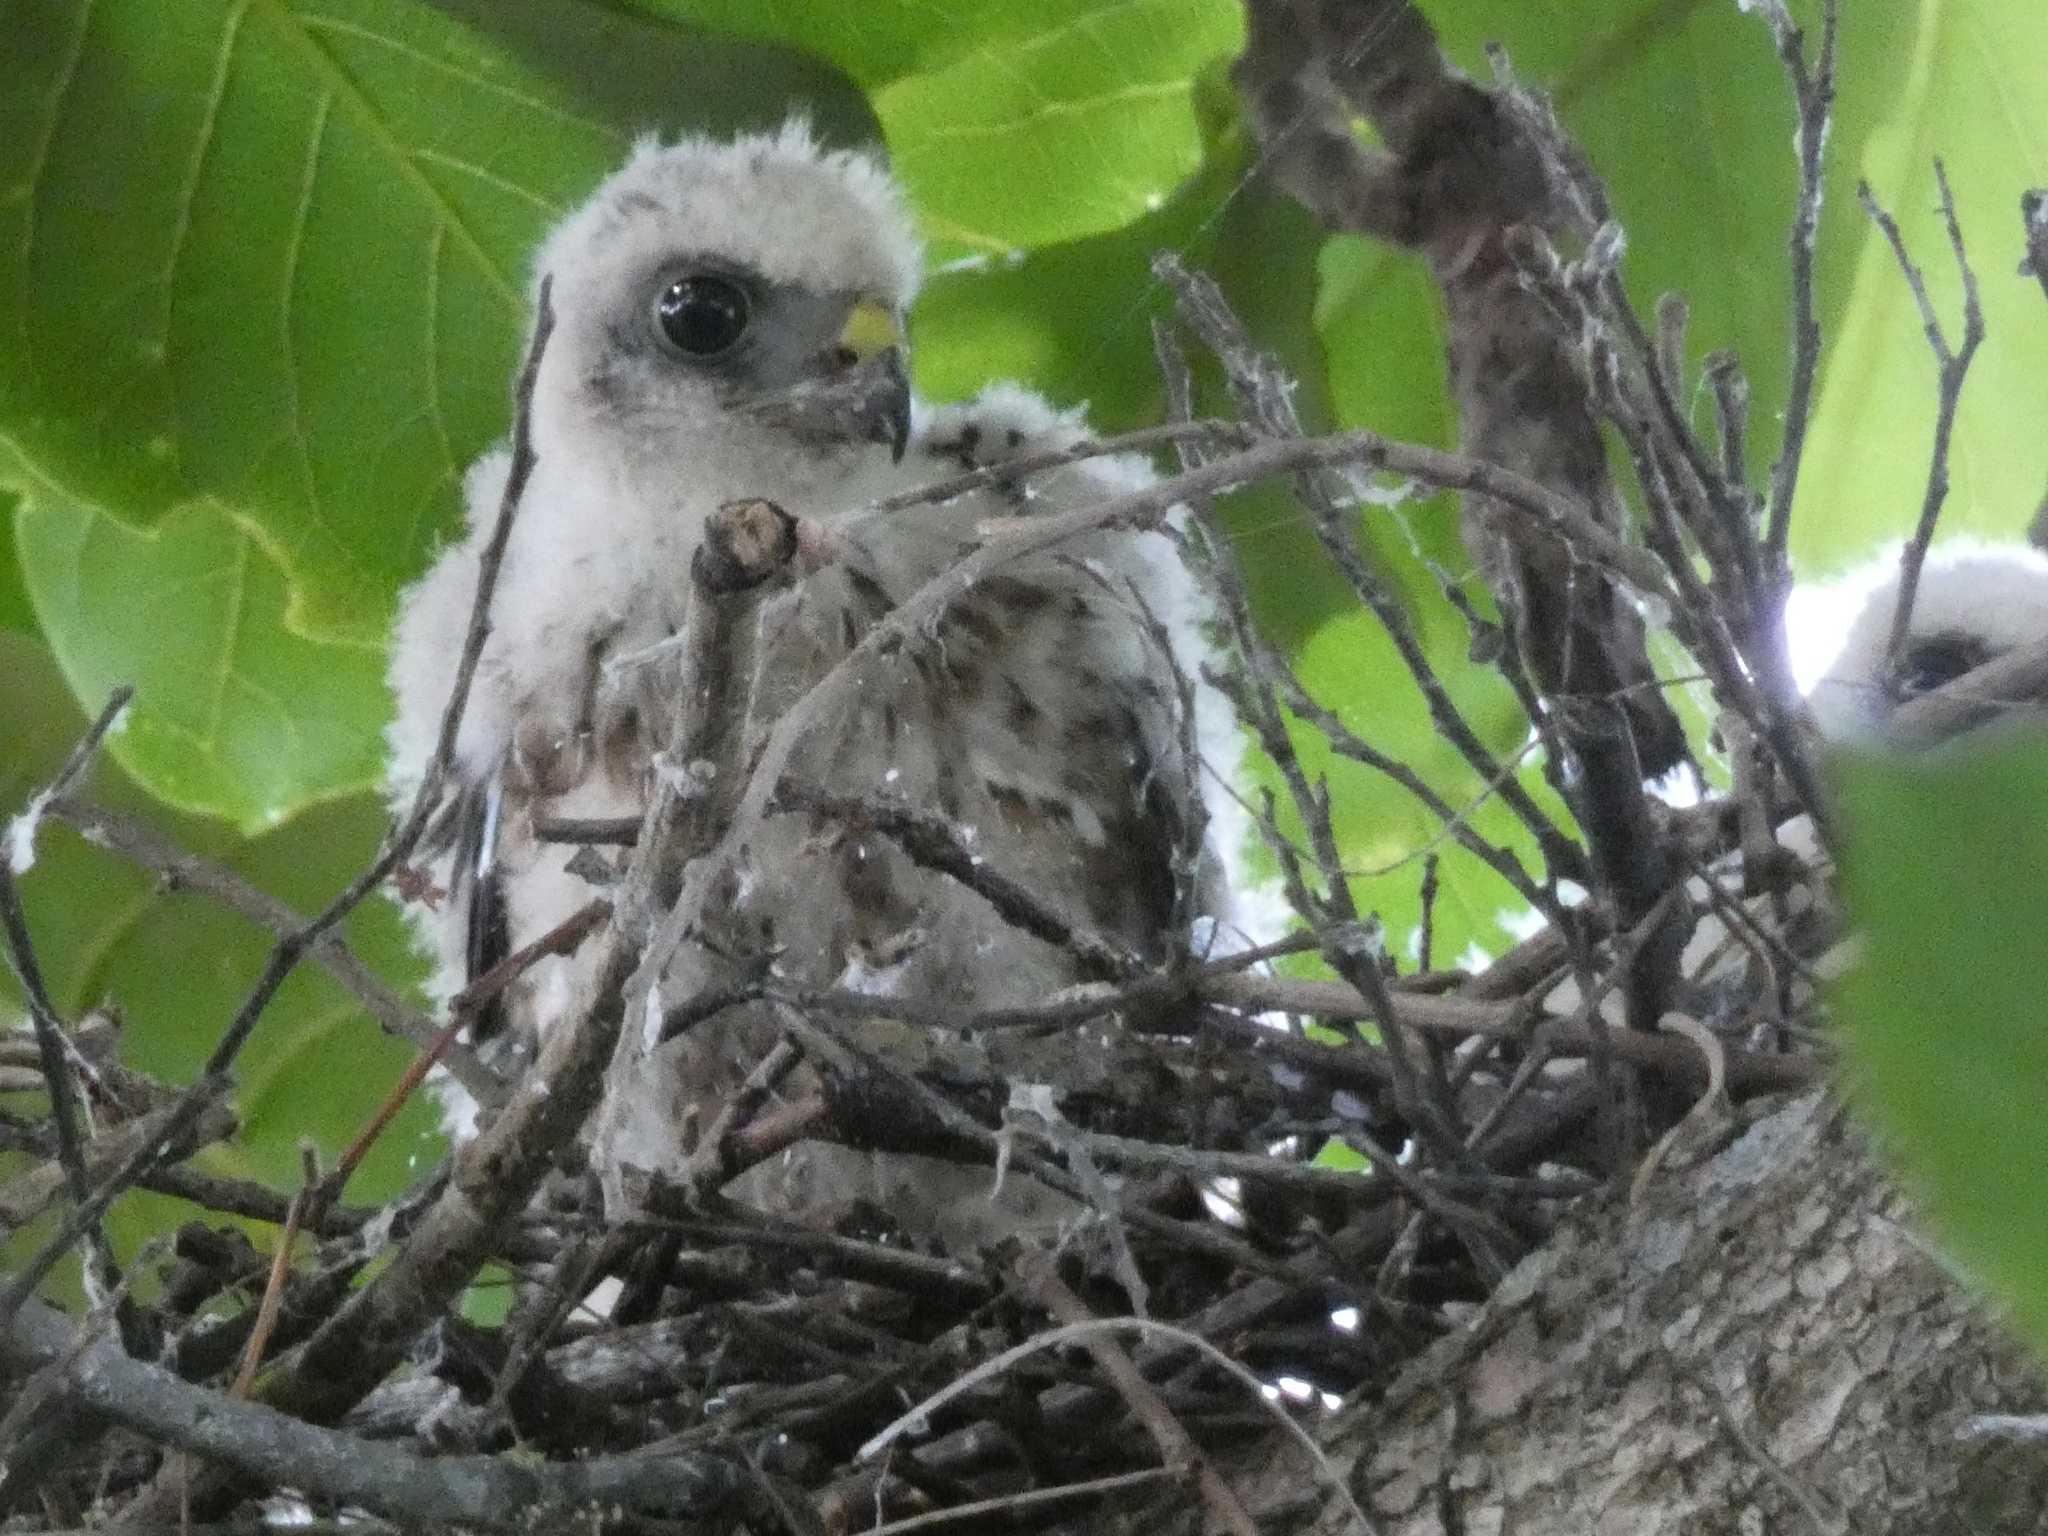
[278,90,333,551]
[896,80,1187,145]
[14,0,96,394]
[293,10,627,146]
[256,0,526,311]
[155,0,253,491]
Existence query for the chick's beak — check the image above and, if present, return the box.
[838,300,905,365]
[739,301,912,460]
[837,301,912,462]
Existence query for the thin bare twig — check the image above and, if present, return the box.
[774,784,1140,978]
[0,686,134,1295]
[1011,1248,1261,1536]
[3,1292,740,1528]
[1862,163,1986,677]
[866,419,1255,513]
[855,1467,1181,1536]
[858,1316,1381,1536]
[229,1144,318,1398]
[44,795,501,1105]
[0,287,559,1337]
[1756,0,1842,567]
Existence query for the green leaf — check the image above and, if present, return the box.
[643,0,1243,260]
[0,490,30,634]
[0,633,440,1283]
[0,0,865,817]
[1836,739,2048,1357]
[1794,0,2048,572]
[1310,1136,1371,1173]
[13,486,388,833]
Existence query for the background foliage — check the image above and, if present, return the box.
[3,0,2045,1281]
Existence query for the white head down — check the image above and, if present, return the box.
[1809,542,2048,741]
[525,118,925,507]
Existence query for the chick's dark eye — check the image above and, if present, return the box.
[655,274,749,357]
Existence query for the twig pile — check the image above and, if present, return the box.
[5,1,2040,1531]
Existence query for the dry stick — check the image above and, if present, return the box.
[773,784,1139,978]
[1518,224,1833,894]
[5,682,132,871]
[1558,294,1836,847]
[1149,317,1346,959]
[0,290,558,1340]
[0,1273,136,1506]
[1011,1248,1261,1536]
[1072,1123,1558,1217]
[239,505,792,1439]
[0,686,134,1295]
[229,1145,318,1399]
[766,1002,1294,1279]
[1864,163,1987,675]
[678,1038,805,1198]
[865,418,1254,513]
[1706,350,1754,495]
[859,1316,1381,1536]
[1755,0,1841,567]
[856,1467,1182,1536]
[531,813,640,846]
[579,1209,992,1310]
[0,1093,239,1237]
[756,952,1522,1042]
[97,289,564,1529]
[1372,888,1694,1304]
[1157,253,1586,888]
[134,1163,374,1235]
[449,896,613,1021]
[318,897,614,1211]
[1888,631,2048,747]
[1203,971,1817,1099]
[40,796,501,1105]
[1678,843,1818,1000]
[1628,1013,1733,1208]
[0,871,118,1285]
[1272,667,1556,919]
[1153,309,1506,1188]
[1586,311,1832,852]
[1417,852,1441,973]
[3,1292,739,1528]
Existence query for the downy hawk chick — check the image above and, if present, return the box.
[1809,542,2048,743]
[385,120,1247,1238]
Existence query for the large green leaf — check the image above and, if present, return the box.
[0,634,439,1284]
[0,0,866,821]
[642,0,1243,260]
[1795,0,2048,570]
[1836,739,2048,1357]
[0,491,30,634]
[13,484,387,834]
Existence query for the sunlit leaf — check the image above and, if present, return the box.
[0,0,865,816]
[13,486,388,833]
[1794,0,2048,571]
[643,0,1242,260]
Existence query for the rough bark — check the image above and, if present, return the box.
[1219,1090,2048,1536]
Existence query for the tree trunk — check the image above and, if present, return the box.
[1218,1091,2048,1536]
